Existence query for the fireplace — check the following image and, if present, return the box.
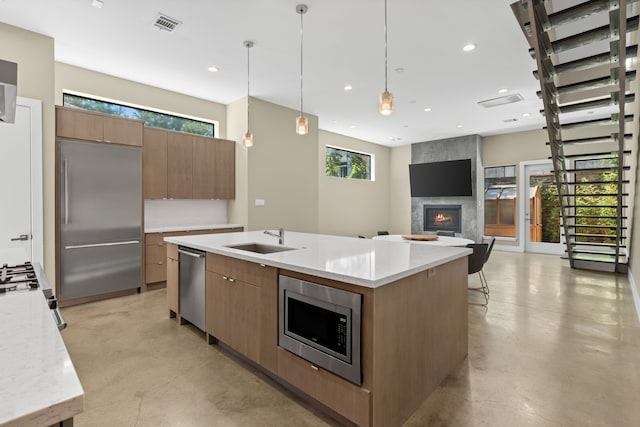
[423,205,462,233]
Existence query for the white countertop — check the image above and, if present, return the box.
[165,231,471,288]
[0,291,84,426]
[372,234,475,246]
[145,223,244,233]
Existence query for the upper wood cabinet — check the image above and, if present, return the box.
[142,127,168,199]
[142,127,235,200]
[56,106,143,146]
[213,139,236,200]
[192,136,215,199]
[167,132,194,199]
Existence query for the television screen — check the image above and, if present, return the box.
[409,159,472,197]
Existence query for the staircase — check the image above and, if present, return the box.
[511,0,638,273]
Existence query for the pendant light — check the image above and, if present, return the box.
[379,0,393,115]
[243,40,254,147]
[295,4,309,135]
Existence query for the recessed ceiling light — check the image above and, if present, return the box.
[456,124,464,128]
[462,43,476,52]
[522,112,531,117]
[424,107,432,112]
[350,125,357,129]
[498,88,508,94]
[92,0,104,8]
[344,84,353,91]
[207,66,219,72]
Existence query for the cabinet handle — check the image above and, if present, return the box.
[222,276,228,280]
[228,278,235,283]
[310,365,319,371]
[259,263,266,267]
[157,261,164,265]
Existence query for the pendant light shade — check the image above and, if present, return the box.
[243,40,254,147]
[296,4,309,135]
[379,0,393,115]
[295,115,308,135]
[379,90,393,115]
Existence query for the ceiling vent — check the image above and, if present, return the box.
[153,13,181,32]
[503,118,518,123]
[478,93,524,108]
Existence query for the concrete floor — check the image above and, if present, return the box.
[60,251,640,426]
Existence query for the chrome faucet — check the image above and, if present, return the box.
[264,228,285,245]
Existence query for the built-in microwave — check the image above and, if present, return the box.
[278,275,362,385]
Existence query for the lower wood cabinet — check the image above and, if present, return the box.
[205,253,278,373]
[276,347,371,426]
[206,272,261,363]
[166,243,179,317]
[145,227,243,285]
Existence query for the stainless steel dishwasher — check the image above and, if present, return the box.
[178,246,206,331]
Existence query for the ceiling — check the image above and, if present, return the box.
[0,0,573,147]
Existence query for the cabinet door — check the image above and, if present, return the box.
[213,139,235,200]
[230,279,261,363]
[56,107,103,141]
[167,256,179,317]
[167,132,193,199]
[104,116,143,146]
[192,136,215,199]
[206,272,232,344]
[143,128,168,199]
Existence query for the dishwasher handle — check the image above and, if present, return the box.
[178,248,205,258]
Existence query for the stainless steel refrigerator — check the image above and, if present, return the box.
[58,139,142,302]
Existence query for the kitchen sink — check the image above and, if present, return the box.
[224,242,298,254]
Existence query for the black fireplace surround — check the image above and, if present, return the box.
[423,205,462,233]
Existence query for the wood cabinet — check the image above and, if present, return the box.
[166,243,179,317]
[192,136,215,199]
[277,347,371,426]
[167,132,193,199]
[213,139,235,200]
[142,127,235,200]
[205,253,278,372]
[145,227,243,286]
[56,106,143,146]
[142,127,168,199]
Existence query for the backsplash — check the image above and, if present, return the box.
[145,199,227,230]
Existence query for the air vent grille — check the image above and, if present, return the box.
[478,93,524,108]
[154,14,181,32]
[503,118,518,123]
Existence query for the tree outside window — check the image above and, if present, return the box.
[325,146,372,180]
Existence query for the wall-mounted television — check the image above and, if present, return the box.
[409,159,472,197]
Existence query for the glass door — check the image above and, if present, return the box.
[523,162,565,255]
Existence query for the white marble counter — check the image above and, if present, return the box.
[165,231,471,288]
[0,292,84,426]
[145,223,244,233]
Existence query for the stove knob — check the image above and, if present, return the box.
[48,296,58,310]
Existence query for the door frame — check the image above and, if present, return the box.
[518,159,565,255]
[18,97,44,265]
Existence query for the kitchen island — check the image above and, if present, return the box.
[165,231,471,427]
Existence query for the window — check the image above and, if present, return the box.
[484,166,516,238]
[63,93,215,137]
[325,146,373,181]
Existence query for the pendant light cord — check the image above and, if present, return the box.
[299,9,304,117]
[384,0,388,92]
[247,43,251,131]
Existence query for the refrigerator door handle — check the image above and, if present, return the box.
[64,240,140,250]
[63,159,69,225]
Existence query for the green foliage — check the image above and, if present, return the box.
[63,93,214,137]
[326,151,343,177]
[348,153,369,179]
[532,177,561,243]
[574,169,618,243]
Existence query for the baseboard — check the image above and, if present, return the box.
[628,268,640,323]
